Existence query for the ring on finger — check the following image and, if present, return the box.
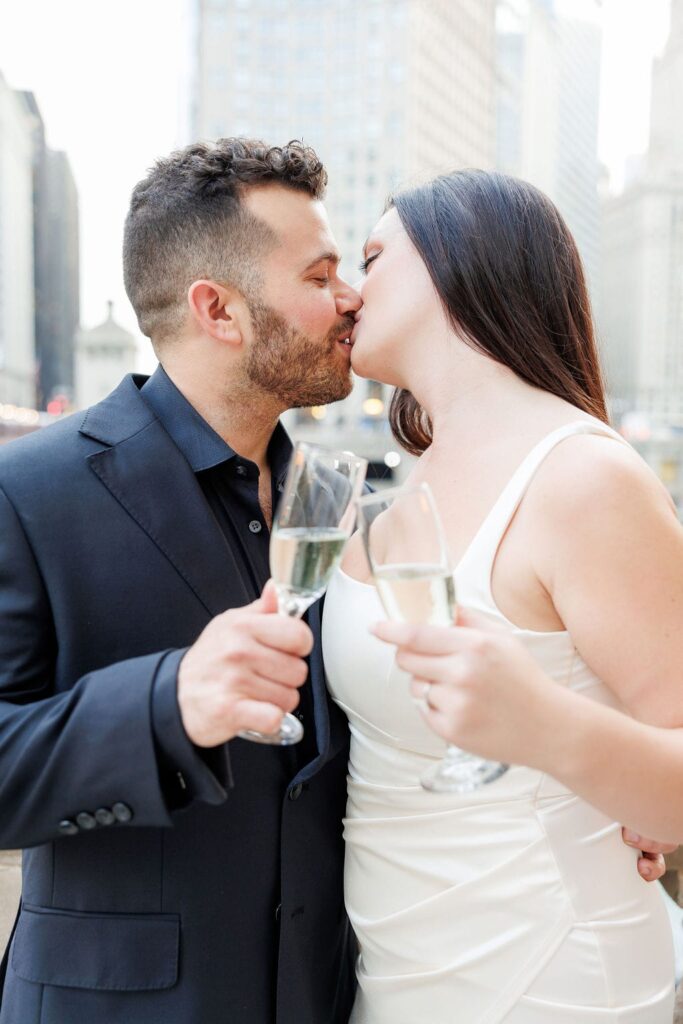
[422,681,436,710]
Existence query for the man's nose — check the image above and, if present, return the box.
[336,279,362,314]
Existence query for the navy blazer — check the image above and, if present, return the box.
[0,375,355,1024]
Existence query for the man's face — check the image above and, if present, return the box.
[241,184,361,409]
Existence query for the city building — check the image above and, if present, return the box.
[75,302,137,410]
[190,0,497,474]
[496,0,603,293]
[0,73,36,408]
[22,92,80,410]
[600,0,683,430]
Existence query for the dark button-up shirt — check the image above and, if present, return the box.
[140,365,317,803]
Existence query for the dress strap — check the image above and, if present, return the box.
[457,419,627,579]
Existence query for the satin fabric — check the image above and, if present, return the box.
[323,421,675,1023]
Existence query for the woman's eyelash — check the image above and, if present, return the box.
[358,254,379,273]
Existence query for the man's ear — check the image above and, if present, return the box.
[188,280,245,348]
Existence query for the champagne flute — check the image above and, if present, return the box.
[238,442,367,746]
[356,482,508,793]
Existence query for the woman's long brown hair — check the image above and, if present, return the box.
[389,170,608,456]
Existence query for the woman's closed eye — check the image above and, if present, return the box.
[358,253,380,274]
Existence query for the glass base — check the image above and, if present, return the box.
[421,746,509,794]
[237,712,304,746]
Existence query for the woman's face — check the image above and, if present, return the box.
[350,208,447,387]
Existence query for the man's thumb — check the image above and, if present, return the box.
[259,579,280,614]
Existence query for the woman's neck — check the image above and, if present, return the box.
[415,357,582,459]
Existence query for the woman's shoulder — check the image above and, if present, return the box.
[530,422,678,532]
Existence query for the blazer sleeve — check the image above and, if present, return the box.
[0,485,228,849]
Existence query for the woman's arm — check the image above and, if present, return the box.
[372,434,683,843]
[373,611,683,843]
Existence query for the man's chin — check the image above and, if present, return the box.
[289,375,353,410]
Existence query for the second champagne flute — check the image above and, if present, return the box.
[238,442,367,746]
[356,482,509,793]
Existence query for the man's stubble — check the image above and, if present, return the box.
[245,301,354,410]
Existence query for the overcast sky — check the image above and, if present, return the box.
[0,0,673,370]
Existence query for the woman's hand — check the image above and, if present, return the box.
[372,609,679,880]
[372,606,560,769]
[622,830,676,883]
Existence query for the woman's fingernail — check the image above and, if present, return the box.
[623,830,640,845]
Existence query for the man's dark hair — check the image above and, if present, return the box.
[388,170,608,455]
[123,137,327,344]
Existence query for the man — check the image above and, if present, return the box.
[0,138,359,1024]
[0,137,670,1024]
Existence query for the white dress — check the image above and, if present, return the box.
[322,421,675,1024]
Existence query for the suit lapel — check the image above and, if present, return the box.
[81,376,251,617]
[80,375,342,769]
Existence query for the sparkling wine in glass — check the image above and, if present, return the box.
[357,482,509,793]
[238,442,367,746]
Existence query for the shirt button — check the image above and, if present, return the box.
[235,464,247,477]
[288,784,303,802]
[248,520,262,534]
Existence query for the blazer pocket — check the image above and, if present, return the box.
[10,904,179,992]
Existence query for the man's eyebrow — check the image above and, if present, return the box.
[302,251,340,272]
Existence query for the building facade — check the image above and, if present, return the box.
[0,74,36,408]
[75,302,137,410]
[496,0,602,293]
[600,0,683,429]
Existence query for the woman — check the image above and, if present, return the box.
[321,170,679,1022]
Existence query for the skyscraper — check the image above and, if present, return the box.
[496,0,603,292]
[189,0,497,474]
[0,73,36,408]
[22,93,80,410]
[600,0,683,427]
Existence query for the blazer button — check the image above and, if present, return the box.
[76,811,97,830]
[112,802,133,823]
[95,807,116,826]
[58,819,78,837]
[288,784,303,802]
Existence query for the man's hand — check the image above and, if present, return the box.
[622,828,677,883]
[177,583,313,746]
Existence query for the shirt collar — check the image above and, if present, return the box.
[140,364,293,481]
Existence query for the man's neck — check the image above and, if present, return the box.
[159,362,283,473]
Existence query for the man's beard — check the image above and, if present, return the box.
[245,300,354,409]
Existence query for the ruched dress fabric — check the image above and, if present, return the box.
[322,421,675,1024]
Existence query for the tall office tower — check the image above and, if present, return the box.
[190,0,497,476]
[496,0,602,293]
[601,0,683,428]
[0,73,36,408]
[22,93,80,410]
